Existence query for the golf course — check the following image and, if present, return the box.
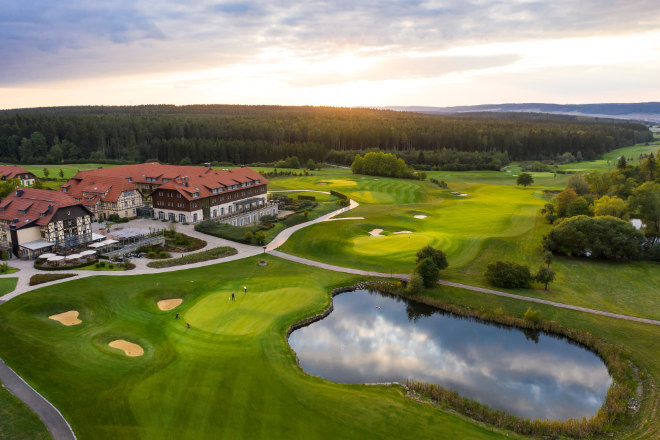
[1,141,660,439]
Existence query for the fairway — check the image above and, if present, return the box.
[0,257,515,440]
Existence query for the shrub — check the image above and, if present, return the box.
[108,263,115,269]
[158,251,170,258]
[523,307,542,324]
[254,231,266,245]
[484,261,531,288]
[99,260,106,267]
[29,273,76,286]
[415,257,440,287]
[147,251,156,259]
[244,231,254,242]
[415,245,448,270]
[406,272,424,295]
[147,247,237,268]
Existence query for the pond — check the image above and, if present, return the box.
[288,289,611,421]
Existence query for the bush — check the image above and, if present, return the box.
[415,257,440,287]
[29,273,76,286]
[147,251,156,259]
[147,247,237,268]
[415,245,448,270]
[158,251,170,258]
[523,307,542,324]
[484,261,532,288]
[406,272,424,295]
[99,261,106,267]
[244,231,254,242]
[108,263,115,269]
[254,231,266,245]
[543,215,644,259]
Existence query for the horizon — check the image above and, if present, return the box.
[2,1,660,109]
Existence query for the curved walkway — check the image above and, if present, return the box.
[0,359,76,440]
[2,195,660,439]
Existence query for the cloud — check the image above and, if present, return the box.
[3,0,660,86]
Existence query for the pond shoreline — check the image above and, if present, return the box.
[286,281,641,438]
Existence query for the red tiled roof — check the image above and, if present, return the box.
[69,163,268,202]
[0,188,84,228]
[0,165,36,180]
[62,175,138,204]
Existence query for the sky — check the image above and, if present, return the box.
[2,0,660,109]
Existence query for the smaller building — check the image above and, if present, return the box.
[0,165,36,186]
[0,188,94,258]
[61,175,143,221]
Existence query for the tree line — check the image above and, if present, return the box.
[0,105,652,167]
[542,151,660,260]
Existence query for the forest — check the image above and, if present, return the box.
[0,105,652,168]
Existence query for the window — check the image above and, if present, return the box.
[168,213,175,222]
[213,209,217,218]
[192,192,199,198]
[159,212,164,220]
[193,213,198,222]
[179,214,186,222]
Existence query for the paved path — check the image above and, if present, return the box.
[0,359,76,440]
[271,251,660,327]
[3,194,660,439]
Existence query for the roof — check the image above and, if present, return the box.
[68,163,268,202]
[0,188,85,228]
[62,175,139,204]
[0,165,36,180]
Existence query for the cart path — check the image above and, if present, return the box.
[270,250,660,327]
[0,358,76,440]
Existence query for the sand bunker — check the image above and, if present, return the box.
[414,215,427,219]
[109,340,144,357]
[49,310,81,326]
[369,228,384,237]
[393,231,413,234]
[157,298,183,311]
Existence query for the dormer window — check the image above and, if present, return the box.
[18,209,27,214]
[255,180,260,185]
[191,192,199,198]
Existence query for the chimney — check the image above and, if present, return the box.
[16,188,23,197]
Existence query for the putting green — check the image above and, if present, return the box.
[280,183,544,272]
[0,257,513,440]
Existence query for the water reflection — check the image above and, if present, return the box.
[289,290,611,420]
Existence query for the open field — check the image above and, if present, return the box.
[0,257,518,440]
[557,140,660,172]
[0,385,51,440]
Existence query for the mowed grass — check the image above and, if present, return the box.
[417,282,660,440]
[280,182,545,273]
[0,386,51,440]
[0,257,515,440]
[0,277,18,295]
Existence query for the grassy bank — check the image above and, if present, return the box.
[0,257,517,440]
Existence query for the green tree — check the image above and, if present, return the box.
[535,265,556,290]
[484,261,532,288]
[306,158,316,170]
[593,195,626,218]
[43,168,50,178]
[254,231,266,245]
[566,173,589,196]
[516,173,534,188]
[415,245,448,270]
[415,257,440,287]
[406,272,424,295]
[554,188,578,217]
[58,169,64,179]
[541,203,557,224]
[566,197,591,217]
[629,181,660,241]
[0,178,21,199]
[523,307,542,324]
[543,215,644,259]
[616,155,627,170]
[179,157,192,165]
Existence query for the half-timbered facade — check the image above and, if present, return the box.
[61,175,143,221]
[0,188,92,258]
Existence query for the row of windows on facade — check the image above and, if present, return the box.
[157,186,262,201]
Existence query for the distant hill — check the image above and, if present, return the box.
[385,103,660,123]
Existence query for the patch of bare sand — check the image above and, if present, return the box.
[109,340,144,357]
[369,228,384,236]
[414,215,427,219]
[49,310,81,326]
[158,298,182,311]
[393,231,413,234]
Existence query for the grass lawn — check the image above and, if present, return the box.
[0,257,516,440]
[0,386,51,440]
[0,277,18,295]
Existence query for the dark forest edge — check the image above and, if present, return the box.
[0,105,652,170]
